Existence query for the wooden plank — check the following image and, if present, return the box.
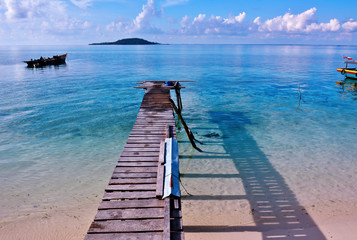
[126,140,162,144]
[99,199,164,210]
[116,162,158,167]
[121,151,159,157]
[156,164,164,198]
[95,208,165,220]
[85,232,163,240]
[156,140,165,198]
[112,172,156,178]
[119,157,159,162]
[103,191,156,200]
[129,134,166,137]
[114,167,157,173]
[158,141,166,164]
[132,125,171,129]
[128,136,165,140]
[129,133,166,137]
[163,198,171,240]
[123,147,160,152]
[106,184,156,191]
[124,144,160,148]
[109,178,157,185]
[88,219,164,233]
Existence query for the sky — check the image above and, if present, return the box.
[0,0,356,45]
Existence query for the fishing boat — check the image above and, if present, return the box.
[24,53,67,68]
[337,56,357,79]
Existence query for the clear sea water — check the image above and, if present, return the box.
[1,44,357,234]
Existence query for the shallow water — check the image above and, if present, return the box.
[0,45,357,237]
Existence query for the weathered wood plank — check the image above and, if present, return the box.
[123,147,160,152]
[112,172,157,178]
[128,136,165,140]
[99,199,164,209]
[95,208,165,220]
[106,184,156,191]
[163,198,171,240]
[85,232,163,240]
[119,157,159,162]
[114,167,157,173]
[88,219,164,233]
[116,162,158,167]
[103,191,156,200]
[126,140,162,144]
[156,164,164,198]
[109,178,157,185]
[124,144,159,148]
[121,151,159,157]
[156,140,165,198]
[158,141,166,164]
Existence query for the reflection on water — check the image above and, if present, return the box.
[335,78,357,97]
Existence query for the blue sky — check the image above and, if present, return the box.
[0,0,356,45]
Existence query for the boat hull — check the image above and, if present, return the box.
[337,68,357,80]
[24,54,67,68]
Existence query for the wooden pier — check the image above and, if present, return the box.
[85,81,184,240]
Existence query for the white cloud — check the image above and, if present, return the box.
[254,8,344,34]
[0,0,94,44]
[180,12,247,35]
[133,0,161,31]
[106,0,162,34]
[342,18,357,32]
[305,18,340,33]
[2,0,65,20]
[255,8,317,33]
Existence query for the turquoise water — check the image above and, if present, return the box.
[1,44,357,226]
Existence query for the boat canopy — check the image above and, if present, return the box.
[345,61,357,64]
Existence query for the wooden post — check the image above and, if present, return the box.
[169,99,202,152]
[163,198,171,240]
[156,140,166,198]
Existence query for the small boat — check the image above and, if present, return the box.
[24,53,67,68]
[337,57,357,79]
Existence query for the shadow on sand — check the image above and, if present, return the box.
[181,111,326,240]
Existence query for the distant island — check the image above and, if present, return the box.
[89,38,160,45]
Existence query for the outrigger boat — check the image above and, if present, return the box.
[337,57,357,80]
[24,53,67,68]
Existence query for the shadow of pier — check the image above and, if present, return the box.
[181,111,326,240]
